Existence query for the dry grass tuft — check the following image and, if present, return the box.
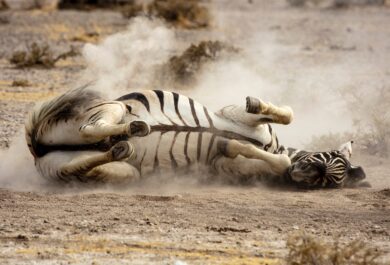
[122,0,210,29]
[0,0,8,10]
[9,43,78,68]
[12,79,30,87]
[287,231,383,265]
[286,0,385,8]
[158,40,239,88]
[71,31,100,43]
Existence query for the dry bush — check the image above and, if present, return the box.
[286,0,325,6]
[59,0,133,10]
[9,43,78,68]
[157,40,239,89]
[0,0,8,10]
[121,2,143,18]
[342,87,390,157]
[122,0,210,29]
[12,79,30,87]
[286,0,385,7]
[287,231,383,265]
[308,87,390,157]
[307,132,354,152]
[333,0,385,8]
[71,31,100,43]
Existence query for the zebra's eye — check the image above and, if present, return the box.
[126,104,132,112]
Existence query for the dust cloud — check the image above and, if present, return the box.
[81,17,175,98]
[82,16,355,149]
[0,132,45,191]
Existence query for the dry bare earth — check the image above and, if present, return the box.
[0,1,389,264]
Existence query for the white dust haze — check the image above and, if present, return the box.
[81,17,175,98]
[81,17,354,148]
[0,13,374,191]
[0,132,45,191]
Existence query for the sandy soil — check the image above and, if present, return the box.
[0,1,389,264]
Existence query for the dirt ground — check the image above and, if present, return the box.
[0,1,389,264]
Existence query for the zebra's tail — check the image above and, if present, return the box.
[24,84,102,158]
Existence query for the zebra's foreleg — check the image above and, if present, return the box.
[79,101,150,141]
[80,120,150,140]
[60,141,135,178]
[217,139,291,176]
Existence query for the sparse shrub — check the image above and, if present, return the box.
[121,2,143,18]
[307,132,354,152]
[308,87,390,157]
[59,0,134,10]
[122,0,210,29]
[287,231,383,265]
[342,87,390,157]
[9,43,78,68]
[287,0,307,6]
[158,40,239,88]
[286,0,325,7]
[0,0,8,10]
[12,79,30,87]
[333,0,385,8]
[71,31,100,43]
[286,0,385,8]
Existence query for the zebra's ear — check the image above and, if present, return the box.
[338,140,353,160]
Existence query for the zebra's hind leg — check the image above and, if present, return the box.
[217,99,293,127]
[60,141,136,181]
[246,96,293,125]
[86,162,140,184]
[217,139,291,176]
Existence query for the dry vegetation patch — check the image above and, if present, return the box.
[9,43,78,68]
[122,0,210,29]
[158,40,239,88]
[11,79,30,87]
[287,232,383,265]
[0,0,8,10]
[286,0,386,7]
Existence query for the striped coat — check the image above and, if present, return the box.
[25,87,366,187]
[116,90,279,177]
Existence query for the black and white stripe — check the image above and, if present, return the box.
[117,90,268,175]
[283,148,350,188]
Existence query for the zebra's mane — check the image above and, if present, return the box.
[25,84,104,157]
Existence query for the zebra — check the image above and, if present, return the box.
[25,85,366,188]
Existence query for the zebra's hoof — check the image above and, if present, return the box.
[246,96,261,114]
[128,121,151,137]
[110,141,133,161]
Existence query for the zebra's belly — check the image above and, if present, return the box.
[129,131,222,176]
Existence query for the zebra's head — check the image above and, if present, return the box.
[287,141,366,188]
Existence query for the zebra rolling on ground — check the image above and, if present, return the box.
[25,86,367,188]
